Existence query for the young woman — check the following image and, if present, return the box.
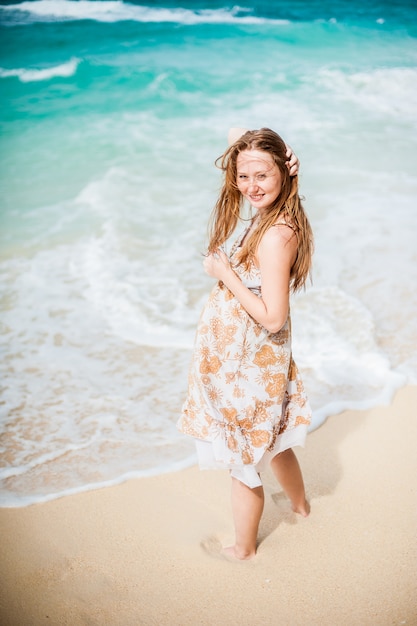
[177,127,313,559]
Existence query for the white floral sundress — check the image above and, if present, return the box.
[177,222,311,488]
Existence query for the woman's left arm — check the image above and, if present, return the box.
[204,226,297,333]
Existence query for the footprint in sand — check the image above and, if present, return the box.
[200,535,223,558]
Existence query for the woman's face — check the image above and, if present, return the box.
[236,149,282,213]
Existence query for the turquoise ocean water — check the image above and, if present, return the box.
[1,0,416,506]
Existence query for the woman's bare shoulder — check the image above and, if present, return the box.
[262,222,297,247]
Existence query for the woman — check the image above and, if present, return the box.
[177,127,313,559]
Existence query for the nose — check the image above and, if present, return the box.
[248,180,259,192]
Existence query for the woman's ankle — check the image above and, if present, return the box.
[291,498,310,517]
[223,544,256,560]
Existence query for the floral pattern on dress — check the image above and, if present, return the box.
[177,224,311,472]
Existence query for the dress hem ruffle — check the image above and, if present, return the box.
[194,422,309,488]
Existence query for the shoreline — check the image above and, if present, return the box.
[1,378,407,510]
[1,385,416,625]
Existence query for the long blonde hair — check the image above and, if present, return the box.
[207,128,313,291]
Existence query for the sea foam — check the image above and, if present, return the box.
[0,58,80,82]
[317,67,417,123]
[1,1,288,25]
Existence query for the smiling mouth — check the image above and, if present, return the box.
[249,194,265,201]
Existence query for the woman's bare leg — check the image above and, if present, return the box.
[223,477,264,560]
[270,449,310,517]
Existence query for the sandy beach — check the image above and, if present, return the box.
[1,385,416,625]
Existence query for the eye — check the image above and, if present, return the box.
[238,174,248,180]
[256,173,266,180]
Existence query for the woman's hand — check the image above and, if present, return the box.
[203,249,232,282]
[285,144,300,176]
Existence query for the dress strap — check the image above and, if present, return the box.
[273,220,297,234]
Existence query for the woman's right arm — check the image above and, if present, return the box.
[204,225,297,333]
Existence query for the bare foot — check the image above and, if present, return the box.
[201,536,257,561]
[222,545,256,561]
[292,499,310,517]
